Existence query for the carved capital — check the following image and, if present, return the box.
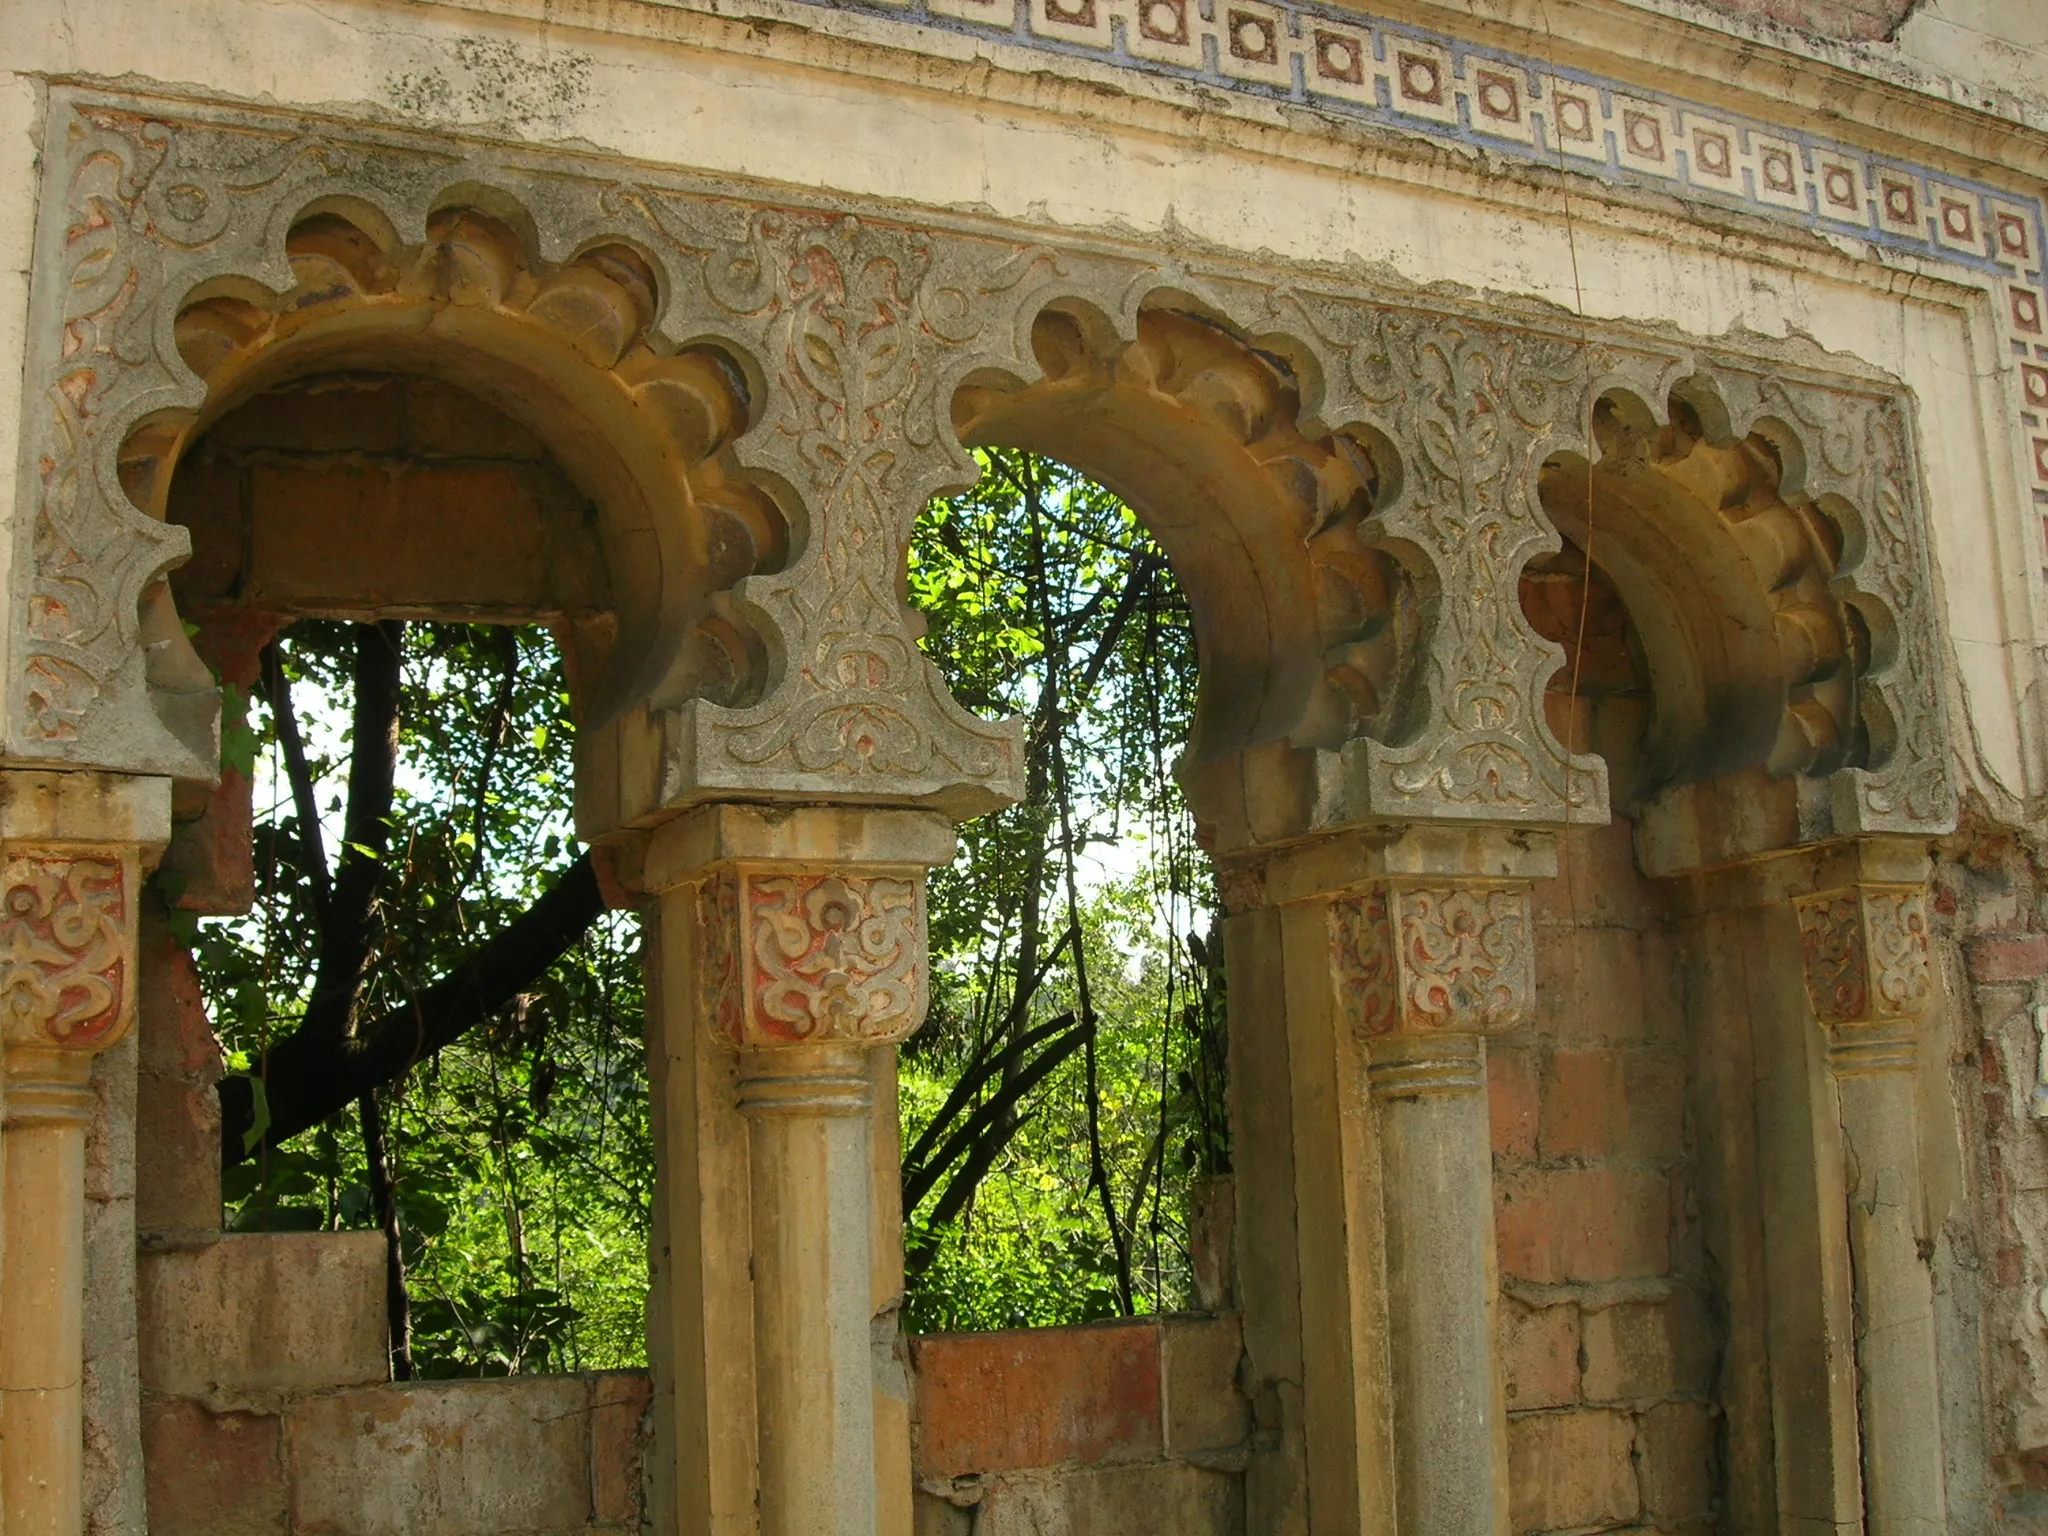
[1794,884,1931,1067]
[0,848,138,1055]
[699,865,928,1049]
[1330,882,1533,1038]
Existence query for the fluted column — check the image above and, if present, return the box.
[1793,876,1947,1536]
[1331,879,1531,1536]
[0,771,167,1536]
[638,805,951,1536]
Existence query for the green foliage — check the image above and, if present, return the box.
[902,449,1225,1334]
[195,623,651,1376]
[191,447,1220,1367]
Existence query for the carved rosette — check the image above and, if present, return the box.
[1329,882,1534,1038]
[697,866,928,1049]
[1794,884,1931,1070]
[0,849,136,1054]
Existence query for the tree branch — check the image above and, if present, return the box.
[260,637,332,926]
[298,622,404,1053]
[220,853,604,1165]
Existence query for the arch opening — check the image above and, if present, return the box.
[901,445,1228,1330]
[952,304,1425,852]
[127,203,790,830]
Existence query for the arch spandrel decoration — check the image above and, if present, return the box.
[16,92,1956,849]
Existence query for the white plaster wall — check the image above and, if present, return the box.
[0,0,2041,802]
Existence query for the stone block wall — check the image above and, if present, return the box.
[135,1223,651,1536]
[135,1251,1241,1536]
[1490,821,1718,1536]
[1937,814,2048,1528]
[910,1316,1248,1536]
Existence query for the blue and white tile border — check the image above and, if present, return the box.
[791,0,2048,540]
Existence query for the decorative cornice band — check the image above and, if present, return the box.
[725,0,2048,522]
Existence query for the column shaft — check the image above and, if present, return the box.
[1831,1040,1946,1535]
[1368,1032,1501,1536]
[741,1050,880,1536]
[635,805,953,1536]
[1794,874,1947,1534]
[0,1051,94,1536]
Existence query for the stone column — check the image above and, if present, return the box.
[637,805,951,1536]
[0,771,168,1536]
[1793,874,1947,1535]
[1232,826,1550,1536]
[1332,879,1531,1536]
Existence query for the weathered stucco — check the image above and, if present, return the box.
[2,0,2047,1530]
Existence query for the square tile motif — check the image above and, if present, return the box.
[1683,117,1740,191]
[1127,0,1206,64]
[1030,0,1114,44]
[2022,363,2048,412]
[1541,77,1607,162]
[1387,38,1457,124]
[2014,286,2045,336]
[1614,97,1677,177]
[1991,201,2037,265]
[1931,188,1984,254]
[1751,135,1805,210]
[1875,171,1925,237]
[1469,64,1535,144]
[1813,152,1868,225]
[1218,0,1293,85]
[1306,22,1376,105]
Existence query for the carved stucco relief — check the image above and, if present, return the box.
[16,92,1955,843]
[697,866,928,1047]
[0,850,135,1053]
[1329,882,1534,1037]
[1794,883,1935,1030]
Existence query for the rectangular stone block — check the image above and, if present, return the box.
[976,1461,1240,1536]
[1530,821,1649,931]
[1506,1408,1640,1533]
[1499,1298,1579,1412]
[1494,1167,1671,1285]
[1488,1044,1540,1161]
[1161,1315,1247,1457]
[138,1232,387,1400]
[136,904,224,1234]
[914,1487,975,1536]
[1638,1400,1719,1523]
[1535,927,1649,1047]
[141,1399,286,1536]
[285,1377,593,1536]
[913,1320,1162,1476]
[1970,931,2048,983]
[1538,1048,1687,1165]
[589,1370,651,1522]
[1581,1290,1715,1403]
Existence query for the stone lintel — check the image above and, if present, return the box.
[632,803,958,896]
[0,770,172,857]
[1224,821,1557,911]
[1661,832,1932,917]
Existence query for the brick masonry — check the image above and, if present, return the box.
[1491,820,1720,1536]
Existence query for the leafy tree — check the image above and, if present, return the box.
[187,449,1223,1368]
[900,449,1227,1331]
[194,622,648,1376]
